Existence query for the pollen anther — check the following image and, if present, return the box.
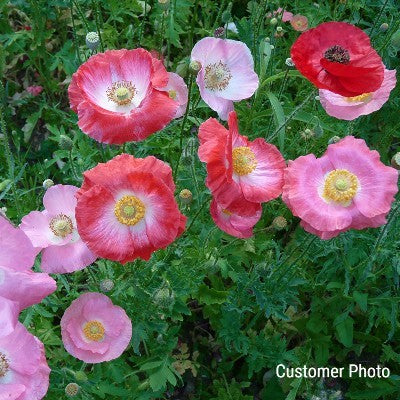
[323,169,359,205]
[0,353,9,377]
[83,320,105,342]
[232,147,257,176]
[49,214,74,237]
[114,195,146,226]
[345,93,372,103]
[204,61,232,91]
[106,81,136,105]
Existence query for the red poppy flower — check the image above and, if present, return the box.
[291,22,384,97]
[68,49,178,144]
[75,154,186,263]
[198,111,285,216]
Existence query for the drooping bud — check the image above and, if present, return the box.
[85,32,100,50]
[189,60,201,74]
[380,23,389,32]
[59,135,73,151]
[65,383,80,397]
[42,179,54,189]
[391,152,400,170]
[270,17,278,26]
[179,189,193,205]
[99,278,114,292]
[272,216,287,230]
[328,136,341,144]
[285,57,294,67]
[214,27,225,38]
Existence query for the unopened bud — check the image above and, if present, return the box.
[285,58,294,67]
[65,383,80,397]
[380,23,389,32]
[74,371,88,382]
[270,17,278,26]
[214,27,225,38]
[99,279,114,292]
[42,179,54,189]
[391,152,400,170]
[0,179,11,191]
[276,26,283,32]
[272,216,287,230]
[85,32,100,50]
[391,29,400,49]
[179,189,193,205]
[328,135,341,144]
[189,60,201,74]
[59,135,73,151]
[158,0,169,10]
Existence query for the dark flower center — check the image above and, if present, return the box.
[324,45,350,64]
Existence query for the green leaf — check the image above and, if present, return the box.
[266,91,285,151]
[353,290,368,312]
[197,284,228,305]
[335,315,354,347]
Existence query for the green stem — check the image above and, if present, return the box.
[92,0,105,52]
[70,0,82,63]
[69,150,81,182]
[186,196,210,233]
[159,11,166,55]
[370,0,389,38]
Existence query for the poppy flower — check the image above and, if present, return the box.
[26,85,43,96]
[268,8,293,22]
[290,15,308,32]
[61,292,132,363]
[319,68,396,120]
[191,38,259,120]
[282,136,398,239]
[210,198,261,238]
[75,154,186,263]
[21,185,97,274]
[0,322,50,400]
[291,22,384,97]
[0,297,19,337]
[198,111,285,216]
[68,49,179,144]
[158,72,188,118]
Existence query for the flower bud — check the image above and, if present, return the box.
[285,57,294,67]
[272,216,287,230]
[214,27,225,38]
[158,0,170,10]
[85,32,100,50]
[189,60,201,74]
[65,383,80,397]
[74,371,88,382]
[380,23,389,32]
[99,278,114,292]
[328,135,341,144]
[276,26,283,32]
[391,152,400,170]
[59,135,73,151]
[42,179,54,189]
[0,207,7,217]
[179,189,193,205]
[270,17,278,26]
[391,29,400,49]
[0,179,11,191]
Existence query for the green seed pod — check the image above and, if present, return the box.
[272,216,287,230]
[85,32,100,50]
[380,23,389,32]
[189,60,201,74]
[99,278,114,292]
[42,179,54,189]
[65,383,80,397]
[59,135,73,151]
[179,189,193,205]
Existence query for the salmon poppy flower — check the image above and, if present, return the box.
[158,72,188,118]
[291,22,384,97]
[198,111,285,216]
[21,185,97,274]
[319,69,397,120]
[290,15,308,32]
[61,292,132,363]
[191,38,259,120]
[0,322,50,400]
[210,198,261,238]
[68,49,179,144]
[282,136,398,239]
[75,154,186,263]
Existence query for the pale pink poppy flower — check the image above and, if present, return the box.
[210,198,262,238]
[21,185,97,274]
[282,136,398,239]
[158,72,188,118]
[61,292,132,363]
[0,323,50,400]
[0,216,36,271]
[319,69,397,121]
[0,297,19,337]
[26,85,43,96]
[290,15,308,31]
[268,8,294,22]
[191,37,259,120]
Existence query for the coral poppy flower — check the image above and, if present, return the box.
[319,69,396,120]
[268,8,293,22]
[68,49,178,144]
[75,154,186,263]
[191,38,259,120]
[210,198,261,238]
[282,136,398,239]
[0,297,19,337]
[290,15,308,32]
[291,22,384,97]
[0,216,36,271]
[61,292,132,363]
[0,322,50,400]
[198,111,285,216]
[158,72,188,118]
[21,185,97,274]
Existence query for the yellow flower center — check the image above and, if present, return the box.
[49,214,73,237]
[232,147,257,176]
[114,195,146,226]
[83,320,105,342]
[345,92,372,103]
[204,61,232,91]
[106,81,136,105]
[0,353,9,377]
[222,209,232,216]
[322,169,359,205]
[168,90,177,100]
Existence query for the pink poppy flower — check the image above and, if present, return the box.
[26,85,43,96]
[68,49,179,144]
[158,72,188,118]
[275,7,294,22]
[0,297,19,337]
[0,322,50,400]
[290,15,308,32]
[198,111,285,216]
[0,216,36,271]
[191,38,259,120]
[210,198,261,238]
[21,185,97,274]
[282,136,398,239]
[61,292,132,363]
[319,69,397,120]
